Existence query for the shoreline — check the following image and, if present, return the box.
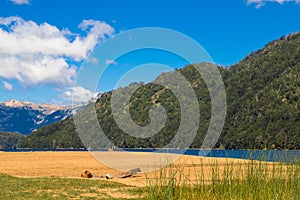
[3,148,299,163]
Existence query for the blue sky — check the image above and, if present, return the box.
[0,0,299,105]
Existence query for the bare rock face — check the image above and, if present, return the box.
[3,100,64,114]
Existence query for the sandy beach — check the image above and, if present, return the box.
[0,151,274,187]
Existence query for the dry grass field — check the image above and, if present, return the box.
[0,152,299,199]
[0,151,276,186]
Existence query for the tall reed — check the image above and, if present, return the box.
[145,154,300,200]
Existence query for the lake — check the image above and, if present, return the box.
[4,148,299,163]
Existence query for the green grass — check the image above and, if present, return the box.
[144,159,300,200]
[0,159,299,199]
[0,174,145,200]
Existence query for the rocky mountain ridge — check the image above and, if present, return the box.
[0,100,74,135]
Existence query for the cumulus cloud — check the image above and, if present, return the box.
[60,86,97,103]
[0,54,76,85]
[0,16,114,60]
[0,16,114,86]
[2,81,13,91]
[247,0,300,8]
[10,0,30,5]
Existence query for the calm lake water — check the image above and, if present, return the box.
[4,148,300,163]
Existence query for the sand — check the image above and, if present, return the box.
[0,151,273,187]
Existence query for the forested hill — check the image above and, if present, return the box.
[19,32,300,149]
[0,132,25,149]
[222,32,300,149]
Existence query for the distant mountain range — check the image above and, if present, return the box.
[0,100,75,135]
[16,31,300,149]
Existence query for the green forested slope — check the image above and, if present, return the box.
[222,32,300,149]
[19,32,300,149]
[0,132,25,149]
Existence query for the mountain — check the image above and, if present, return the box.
[0,132,25,149]
[221,32,300,149]
[0,100,75,135]
[19,31,300,149]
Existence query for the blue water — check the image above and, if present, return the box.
[4,148,299,163]
[125,149,300,163]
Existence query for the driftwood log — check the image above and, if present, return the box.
[81,170,93,178]
[116,168,141,178]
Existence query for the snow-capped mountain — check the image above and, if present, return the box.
[0,100,76,135]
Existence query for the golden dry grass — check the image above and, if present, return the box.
[0,151,281,187]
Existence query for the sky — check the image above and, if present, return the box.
[0,0,299,105]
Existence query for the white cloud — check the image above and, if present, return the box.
[0,16,114,87]
[60,86,97,103]
[105,59,118,65]
[0,54,76,85]
[86,56,99,65]
[0,16,114,60]
[2,81,13,91]
[10,0,30,5]
[247,0,300,8]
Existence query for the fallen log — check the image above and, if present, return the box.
[116,168,141,178]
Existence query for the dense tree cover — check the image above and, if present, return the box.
[222,32,300,149]
[0,132,25,149]
[20,32,300,149]
[19,119,84,148]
